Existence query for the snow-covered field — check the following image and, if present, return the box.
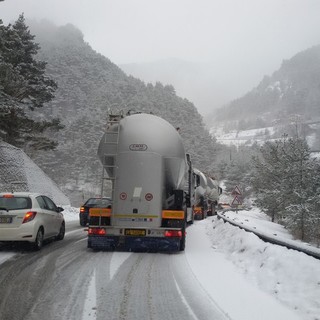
[1,207,319,320]
[209,126,275,147]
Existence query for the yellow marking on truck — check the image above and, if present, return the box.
[89,208,111,217]
[125,229,146,236]
[162,210,185,219]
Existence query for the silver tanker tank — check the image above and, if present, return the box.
[206,177,219,202]
[206,176,220,215]
[97,113,187,228]
[192,168,208,219]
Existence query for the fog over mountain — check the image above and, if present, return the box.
[121,58,263,117]
[3,0,320,117]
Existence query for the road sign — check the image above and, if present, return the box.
[231,185,242,196]
[232,195,242,206]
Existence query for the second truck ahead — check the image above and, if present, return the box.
[87,112,194,251]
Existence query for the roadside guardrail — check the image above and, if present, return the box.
[217,211,320,260]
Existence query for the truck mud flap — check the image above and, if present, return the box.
[88,236,181,252]
[88,236,117,250]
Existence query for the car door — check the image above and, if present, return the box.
[36,196,54,237]
[42,196,62,236]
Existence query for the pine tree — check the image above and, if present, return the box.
[251,140,287,222]
[282,138,318,240]
[221,144,258,202]
[251,136,320,241]
[308,160,320,246]
[0,14,62,150]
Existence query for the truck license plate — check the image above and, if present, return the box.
[0,217,12,224]
[125,229,146,236]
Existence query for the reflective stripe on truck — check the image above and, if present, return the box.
[88,227,183,237]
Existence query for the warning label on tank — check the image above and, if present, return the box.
[129,144,148,151]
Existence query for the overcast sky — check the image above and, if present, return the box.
[1,0,320,114]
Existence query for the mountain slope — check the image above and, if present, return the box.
[210,44,320,127]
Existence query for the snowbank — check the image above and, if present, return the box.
[0,142,70,205]
[203,211,320,320]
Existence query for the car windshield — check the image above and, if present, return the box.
[85,198,111,207]
[0,196,32,210]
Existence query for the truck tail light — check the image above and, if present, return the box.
[88,228,106,235]
[22,211,37,223]
[164,230,182,238]
[80,206,85,213]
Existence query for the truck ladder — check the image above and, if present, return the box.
[100,113,123,200]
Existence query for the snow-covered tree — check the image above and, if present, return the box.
[218,144,258,201]
[0,14,62,150]
[282,138,320,241]
[251,140,287,222]
[307,160,320,246]
[251,136,320,241]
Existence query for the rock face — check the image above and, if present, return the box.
[0,142,70,205]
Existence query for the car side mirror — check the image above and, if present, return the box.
[57,207,64,213]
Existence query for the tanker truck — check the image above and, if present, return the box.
[206,177,221,216]
[193,168,208,220]
[87,112,193,251]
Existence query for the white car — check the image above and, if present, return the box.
[0,192,65,250]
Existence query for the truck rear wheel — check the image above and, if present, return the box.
[180,234,186,251]
[179,225,186,251]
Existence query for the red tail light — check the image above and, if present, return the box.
[3,194,14,198]
[164,230,182,238]
[22,211,37,223]
[80,206,85,213]
[88,228,106,235]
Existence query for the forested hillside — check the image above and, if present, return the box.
[27,21,217,205]
[211,45,320,129]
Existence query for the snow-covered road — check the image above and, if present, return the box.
[0,208,319,320]
[0,221,228,320]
